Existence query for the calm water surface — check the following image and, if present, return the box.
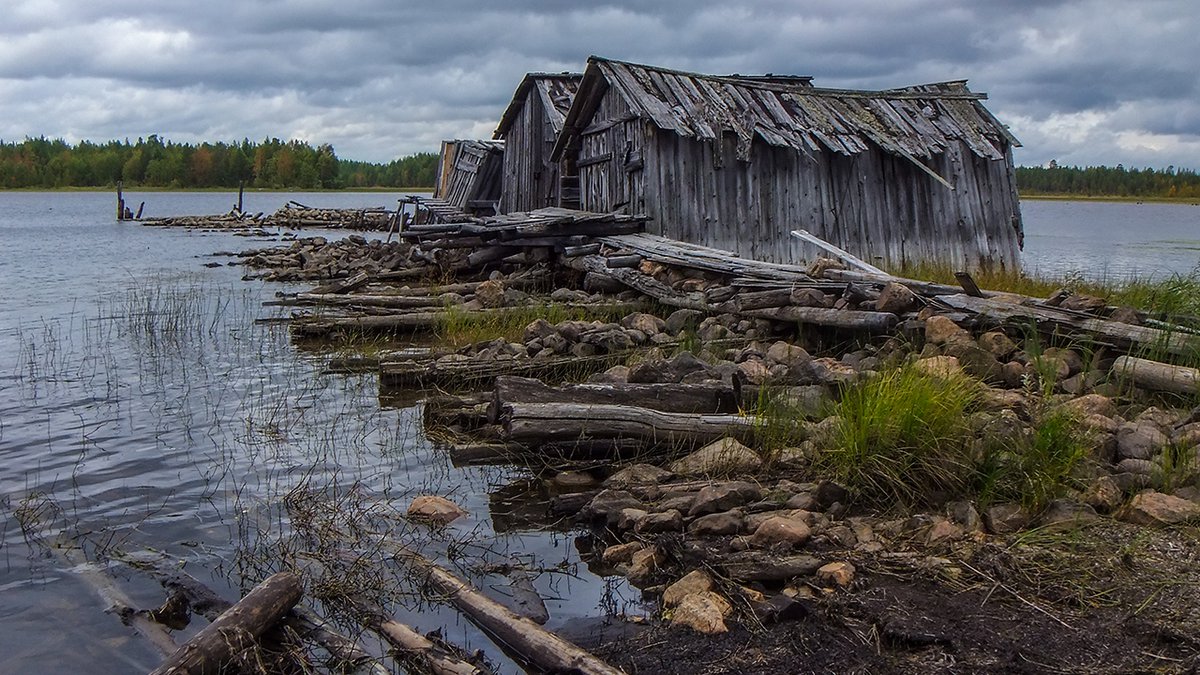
[1,193,1197,673]
[0,191,628,674]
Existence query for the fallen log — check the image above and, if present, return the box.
[150,572,303,675]
[309,270,372,295]
[71,558,179,658]
[503,401,756,447]
[937,293,1200,358]
[741,305,899,332]
[397,551,622,675]
[348,599,489,675]
[380,351,628,389]
[488,376,741,424]
[295,293,465,309]
[1112,355,1200,395]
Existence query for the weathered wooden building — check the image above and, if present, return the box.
[493,73,581,214]
[550,57,1024,270]
[433,139,505,215]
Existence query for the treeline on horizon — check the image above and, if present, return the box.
[0,136,438,189]
[1016,163,1200,198]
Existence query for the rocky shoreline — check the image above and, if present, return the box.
[202,212,1200,673]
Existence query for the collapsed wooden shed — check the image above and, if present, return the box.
[433,139,505,216]
[550,56,1025,270]
[493,73,581,214]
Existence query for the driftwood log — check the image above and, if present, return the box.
[502,401,756,447]
[397,551,622,675]
[488,376,741,424]
[1112,356,1200,395]
[150,572,303,675]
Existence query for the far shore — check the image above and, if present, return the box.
[1019,192,1200,204]
[0,185,434,193]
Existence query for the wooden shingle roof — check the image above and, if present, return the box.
[552,57,1019,163]
[494,73,582,139]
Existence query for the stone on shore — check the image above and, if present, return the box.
[407,495,468,525]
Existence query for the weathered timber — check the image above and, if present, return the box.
[605,254,643,268]
[566,254,707,309]
[72,557,178,658]
[397,551,622,675]
[937,293,1200,357]
[295,293,465,310]
[293,302,642,338]
[350,599,488,675]
[503,402,757,447]
[380,351,627,390]
[150,572,303,675]
[790,229,887,275]
[741,305,899,332]
[1112,356,1200,395]
[728,288,796,311]
[824,269,965,297]
[488,376,740,424]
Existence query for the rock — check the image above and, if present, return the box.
[790,288,829,307]
[816,561,856,587]
[1082,476,1124,513]
[1117,491,1200,525]
[601,542,644,565]
[876,282,918,314]
[812,480,849,510]
[1000,361,1026,388]
[689,481,763,516]
[1059,393,1118,419]
[635,509,684,533]
[750,516,812,548]
[474,279,506,308]
[1116,422,1168,460]
[549,471,599,493]
[913,355,966,380]
[616,508,649,531]
[1109,306,1141,324]
[627,548,665,586]
[697,322,729,341]
[580,490,644,525]
[656,495,697,513]
[605,463,672,488]
[665,309,705,336]
[669,591,732,634]
[785,492,816,511]
[765,341,811,369]
[688,510,745,536]
[1060,294,1107,312]
[924,519,964,545]
[621,312,666,335]
[1112,472,1155,493]
[947,501,982,531]
[588,365,630,384]
[943,341,1002,382]
[407,495,468,525]
[978,331,1017,358]
[670,437,763,476]
[550,288,588,303]
[662,570,715,608]
[1043,348,1084,376]
[924,315,971,345]
[737,359,772,385]
[808,357,859,385]
[1038,499,1099,529]
[982,503,1030,534]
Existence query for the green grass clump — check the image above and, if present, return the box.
[975,407,1090,510]
[818,363,980,505]
[435,302,636,348]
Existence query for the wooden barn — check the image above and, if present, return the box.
[550,57,1024,270]
[493,73,581,214]
[433,139,505,216]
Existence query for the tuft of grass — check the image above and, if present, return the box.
[817,362,981,505]
[974,406,1090,510]
[434,302,636,348]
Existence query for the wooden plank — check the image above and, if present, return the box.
[789,229,887,275]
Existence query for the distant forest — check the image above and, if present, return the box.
[0,136,438,189]
[1015,164,1200,199]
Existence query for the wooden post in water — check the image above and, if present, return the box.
[237,181,245,214]
[116,181,125,221]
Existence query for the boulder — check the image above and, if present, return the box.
[635,509,684,534]
[766,341,812,370]
[662,570,715,608]
[1082,476,1124,513]
[1037,499,1099,529]
[924,315,971,345]
[1116,422,1168,460]
[947,500,982,531]
[524,318,558,343]
[665,308,705,336]
[737,359,772,385]
[407,495,468,525]
[982,503,1030,534]
[670,437,763,476]
[943,341,1003,382]
[978,331,1017,358]
[815,561,856,588]
[601,542,644,566]
[627,548,664,586]
[621,312,666,336]
[605,463,672,488]
[474,279,506,308]
[669,591,732,634]
[688,510,746,536]
[912,355,967,380]
[875,282,919,314]
[750,516,812,548]
[1117,491,1200,525]
[688,481,763,516]
[580,489,644,525]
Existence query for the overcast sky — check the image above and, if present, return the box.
[2,0,1196,169]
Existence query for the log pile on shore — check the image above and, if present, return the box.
[181,205,1200,671]
[140,200,395,231]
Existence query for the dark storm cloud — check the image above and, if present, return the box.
[1,0,1198,167]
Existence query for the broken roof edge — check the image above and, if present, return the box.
[493,72,583,139]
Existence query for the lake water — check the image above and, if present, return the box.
[1,192,1198,673]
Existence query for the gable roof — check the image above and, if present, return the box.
[493,72,582,139]
[552,56,1019,164]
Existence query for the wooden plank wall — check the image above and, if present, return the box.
[437,142,503,210]
[629,120,1022,271]
[578,90,643,215]
[499,88,566,214]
